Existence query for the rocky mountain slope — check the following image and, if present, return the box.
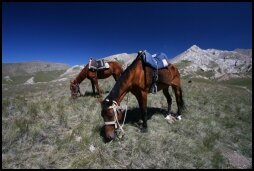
[103,53,137,68]
[170,45,252,80]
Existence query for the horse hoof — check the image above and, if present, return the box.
[137,119,143,125]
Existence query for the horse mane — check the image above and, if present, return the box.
[74,64,88,84]
[106,57,141,101]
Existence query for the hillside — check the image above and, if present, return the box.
[2,61,70,77]
[2,61,70,85]
[2,53,137,85]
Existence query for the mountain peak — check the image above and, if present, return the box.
[189,45,202,51]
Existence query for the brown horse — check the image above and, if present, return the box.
[101,51,185,142]
[70,61,123,98]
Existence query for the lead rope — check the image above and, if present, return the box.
[121,91,130,129]
[119,63,131,133]
[114,92,130,139]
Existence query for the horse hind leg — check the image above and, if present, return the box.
[162,87,173,116]
[172,84,185,120]
[163,87,178,124]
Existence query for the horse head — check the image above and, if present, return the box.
[70,80,80,98]
[100,98,126,142]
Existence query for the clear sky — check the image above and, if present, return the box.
[2,2,252,66]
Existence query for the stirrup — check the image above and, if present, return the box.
[151,84,157,94]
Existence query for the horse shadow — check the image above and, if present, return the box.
[83,91,98,97]
[124,107,168,126]
[82,90,111,97]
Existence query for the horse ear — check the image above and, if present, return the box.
[105,99,113,106]
[101,98,113,108]
[101,99,108,109]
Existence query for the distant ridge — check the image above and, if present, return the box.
[2,61,70,77]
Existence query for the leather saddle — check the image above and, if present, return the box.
[89,58,109,71]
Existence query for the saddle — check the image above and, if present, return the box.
[141,50,169,70]
[139,50,170,94]
[88,58,110,71]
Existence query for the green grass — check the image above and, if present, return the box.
[196,69,216,78]
[175,60,192,69]
[33,70,66,82]
[2,76,252,169]
[219,77,252,90]
[208,61,219,68]
[2,75,32,85]
[2,70,66,85]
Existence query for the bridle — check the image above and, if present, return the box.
[103,99,127,134]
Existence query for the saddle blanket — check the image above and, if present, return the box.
[141,50,169,69]
[89,59,109,70]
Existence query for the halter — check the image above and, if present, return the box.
[104,99,127,134]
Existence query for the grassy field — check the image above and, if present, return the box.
[2,70,66,85]
[2,75,252,169]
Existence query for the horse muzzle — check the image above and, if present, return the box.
[105,132,116,142]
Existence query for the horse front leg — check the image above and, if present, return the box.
[78,88,83,97]
[93,79,102,97]
[163,87,173,116]
[134,90,148,132]
[90,80,96,96]
[141,91,148,132]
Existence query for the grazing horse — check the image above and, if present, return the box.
[101,51,185,142]
[70,61,123,98]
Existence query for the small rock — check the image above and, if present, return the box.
[75,136,82,142]
[89,144,95,152]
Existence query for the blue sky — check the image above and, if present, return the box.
[2,2,252,66]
